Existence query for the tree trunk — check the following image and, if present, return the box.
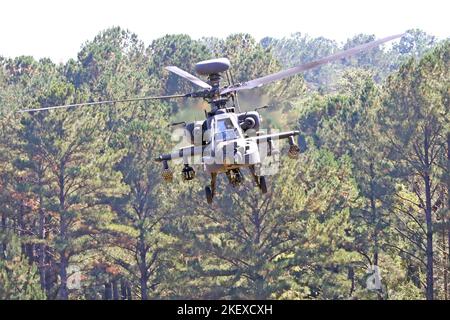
[253,209,261,245]
[121,279,127,300]
[369,163,379,267]
[445,132,450,300]
[18,204,25,255]
[140,271,148,300]
[58,164,69,300]
[447,227,450,300]
[112,279,119,300]
[1,213,6,258]
[442,230,448,300]
[348,267,355,298]
[104,282,112,300]
[138,231,148,300]
[423,130,434,300]
[448,229,450,300]
[126,284,132,300]
[44,252,55,296]
[59,254,69,299]
[38,182,47,295]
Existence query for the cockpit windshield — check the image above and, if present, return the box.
[214,118,240,142]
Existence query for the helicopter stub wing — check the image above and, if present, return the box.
[248,130,300,143]
[155,145,206,163]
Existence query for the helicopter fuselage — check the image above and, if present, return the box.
[201,112,261,174]
[157,108,266,173]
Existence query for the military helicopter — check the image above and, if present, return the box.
[19,34,403,204]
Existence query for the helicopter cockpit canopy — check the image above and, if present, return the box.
[213,115,242,143]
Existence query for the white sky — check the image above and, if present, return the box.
[0,0,448,63]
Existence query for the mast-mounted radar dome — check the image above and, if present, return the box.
[195,58,231,76]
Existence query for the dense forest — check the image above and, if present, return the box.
[0,27,448,300]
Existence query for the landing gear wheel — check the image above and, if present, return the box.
[235,171,243,184]
[259,176,267,194]
[205,186,213,204]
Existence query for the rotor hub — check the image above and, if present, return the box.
[207,73,222,87]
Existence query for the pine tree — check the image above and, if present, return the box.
[380,41,449,299]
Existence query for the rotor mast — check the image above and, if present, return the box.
[194,58,234,115]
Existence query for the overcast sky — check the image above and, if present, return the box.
[0,0,448,62]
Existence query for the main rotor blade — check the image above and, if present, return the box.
[18,94,189,113]
[165,66,212,89]
[221,33,404,94]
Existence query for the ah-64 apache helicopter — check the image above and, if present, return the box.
[20,34,403,203]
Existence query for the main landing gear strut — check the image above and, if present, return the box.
[250,165,267,194]
[205,172,217,204]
